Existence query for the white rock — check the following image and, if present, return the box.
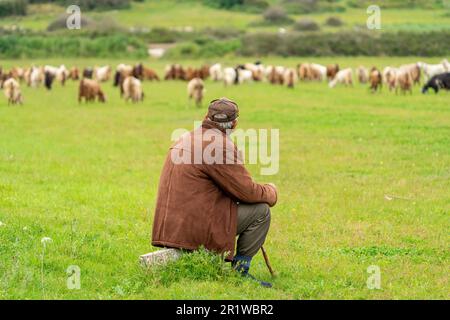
[140,249,182,267]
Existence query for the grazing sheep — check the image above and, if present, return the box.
[133,64,160,81]
[94,66,111,82]
[44,65,68,86]
[422,72,450,94]
[369,67,382,93]
[184,67,198,81]
[329,68,353,88]
[395,69,413,95]
[266,65,284,85]
[418,61,448,82]
[164,64,185,80]
[199,65,210,80]
[383,67,398,91]
[10,67,24,81]
[69,67,80,80]
[187,77,205,107]
[82,67,94,79]
[23,67,32,86]
[44,71,55,90]
[245,62,265,81]
[275,66,286,85]
[283,68,298,88]
[0,71,11,88]
[78,79,106,103]
[310,63,327,81]
[3,78,23,105]
[30,67,44,88]
[57,65,69,85]
[297,64,310,81]
[183,65,209,81]
[209,63,223,81]
[399,63,421,85]
[297,63,325,82]
[442,59,450,71]
[114,64,133,87]
[223,67,237,87]
[357,66,369,84]
[326,64,340,81]
[122,76,144,103]
[143,68,160,81]
[236,66,253,85]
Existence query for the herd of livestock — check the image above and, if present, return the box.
[1,59,449,106]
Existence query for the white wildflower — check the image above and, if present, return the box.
[41,237,53,244]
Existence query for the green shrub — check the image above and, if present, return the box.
[28,0,130,11]
[0,0,27,17]
[347,0,444,9]
[167,38,241,58]
[137,27,183,43]
[75,0,130,10]
[202,27,242,40]
[239,33,284,56]
[325,16,344,27]
[203,0,268,12]
[240,31,450,57]
[243,0,269,12]
[47,14,94,31]
[203,0,243,9]
[0,34,147,58]
[198,38,241,57]
[282,0,346,14]
[263,6,293,24]
[293,18,320,31]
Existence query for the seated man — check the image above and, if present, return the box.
[152,98,277,287]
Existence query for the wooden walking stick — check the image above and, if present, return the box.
[261,246,276,277]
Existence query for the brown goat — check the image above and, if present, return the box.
[395,70,413,95]
[326,64,340,81]
[187,78,205,107]
[142,67,160,81]
[78,79,106,103]
[69,67,80,80]
[165,64,186,80]
[369,67,382,93]
[3,78,23,105]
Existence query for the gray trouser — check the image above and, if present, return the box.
[236,203,271,258]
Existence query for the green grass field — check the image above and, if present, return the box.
[0,57,449,299]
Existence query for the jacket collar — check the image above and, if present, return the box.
[201,119,228,134]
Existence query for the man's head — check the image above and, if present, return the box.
[206,97,239,131]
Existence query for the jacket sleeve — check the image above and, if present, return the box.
[203,160,278,207]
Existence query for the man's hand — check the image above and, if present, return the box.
[266,183,278,207]
[267,183,277,193]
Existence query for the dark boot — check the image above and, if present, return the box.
[232,255,272,288]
